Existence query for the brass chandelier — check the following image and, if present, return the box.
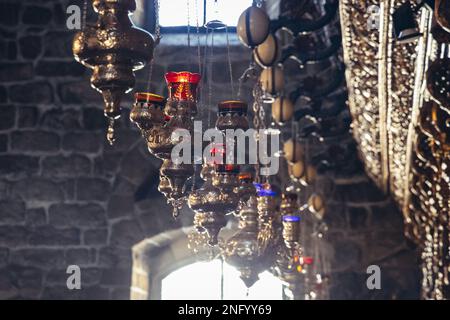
[72,0,336,299]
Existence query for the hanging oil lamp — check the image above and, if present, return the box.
[155,71,201,217]
[130,92,166,138]
[274,246,305,299]
[223,195,263,288]
[206,143,240,192]
[213,164,241,191]
[234,172,256,212]
[188,157,237,246]
[255,183,280,252]
[72,0,155,145]
[280,193,301,248]
[216,100,250,131]
[282,215,301,249]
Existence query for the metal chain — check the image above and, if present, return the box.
[146,0,160,92]
[187,0,191,50]
[154,0,161,42]
[252,83,260,130]
[252,81,264,181]
[195,0,202,74]
[225,26,235,98]
[82,0,88,30]
[208,29,215,127]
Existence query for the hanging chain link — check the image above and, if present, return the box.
[207,29,215,127]
[195,0,202,74]
[146,0,160,92]
[82,0,88,30]
[154,0,161,43]
[252,80,265,182]
[187,0,191,50]
[225,26,235,98]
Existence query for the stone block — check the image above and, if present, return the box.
[28,225,80,246]
[0,105,15,130]
[18,106,39,128]
[42,154,91,178]
[40,108,81,130]
[83,228,108,245]
[0,63,33,82]
[0,199,26,224]
[0,155,39,176]
[22,6,52,25]
[62,132,101,153]
[11,178,64,201]
[49,203,106,227]
[10,81,53,104]
[76,178,111,201]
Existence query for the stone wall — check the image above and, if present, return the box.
[0,0,419,299]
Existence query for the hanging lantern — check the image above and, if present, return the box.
[280,193,298,216]
[130,92,166,137]
[280,193,300,249]
[272,97,294,125]
[260,66,284,97]
[223,196,263,288]
[216,100,250,131]
[308,193,326,220]
[254,33,280,68]
[237,6,270,48]
[145,71,201,217]
[213,164,240,190]
[73,0,154,145]
[204,0,227,30]
[188,158,238,245]
[282,215,301,249]
[165,71,201,103]
[283,138,303,163]
[160,160,194,202]
[255,183,280,251]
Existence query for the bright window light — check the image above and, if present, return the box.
[161,259,283,300]
[159,0,252,28]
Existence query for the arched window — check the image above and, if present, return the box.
[161,259,283,300]
[159,0,252,30]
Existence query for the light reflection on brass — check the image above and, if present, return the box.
[73,0,154,144]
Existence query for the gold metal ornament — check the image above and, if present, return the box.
[223,196,263,288]
[188,163,238,246]
[272,97,294,125]
[254,33,280,68]
[237,5,270,48]
[283,138,303,163]
[73,0,154,145]
[130,92,166,137]
[215,100,250,131]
